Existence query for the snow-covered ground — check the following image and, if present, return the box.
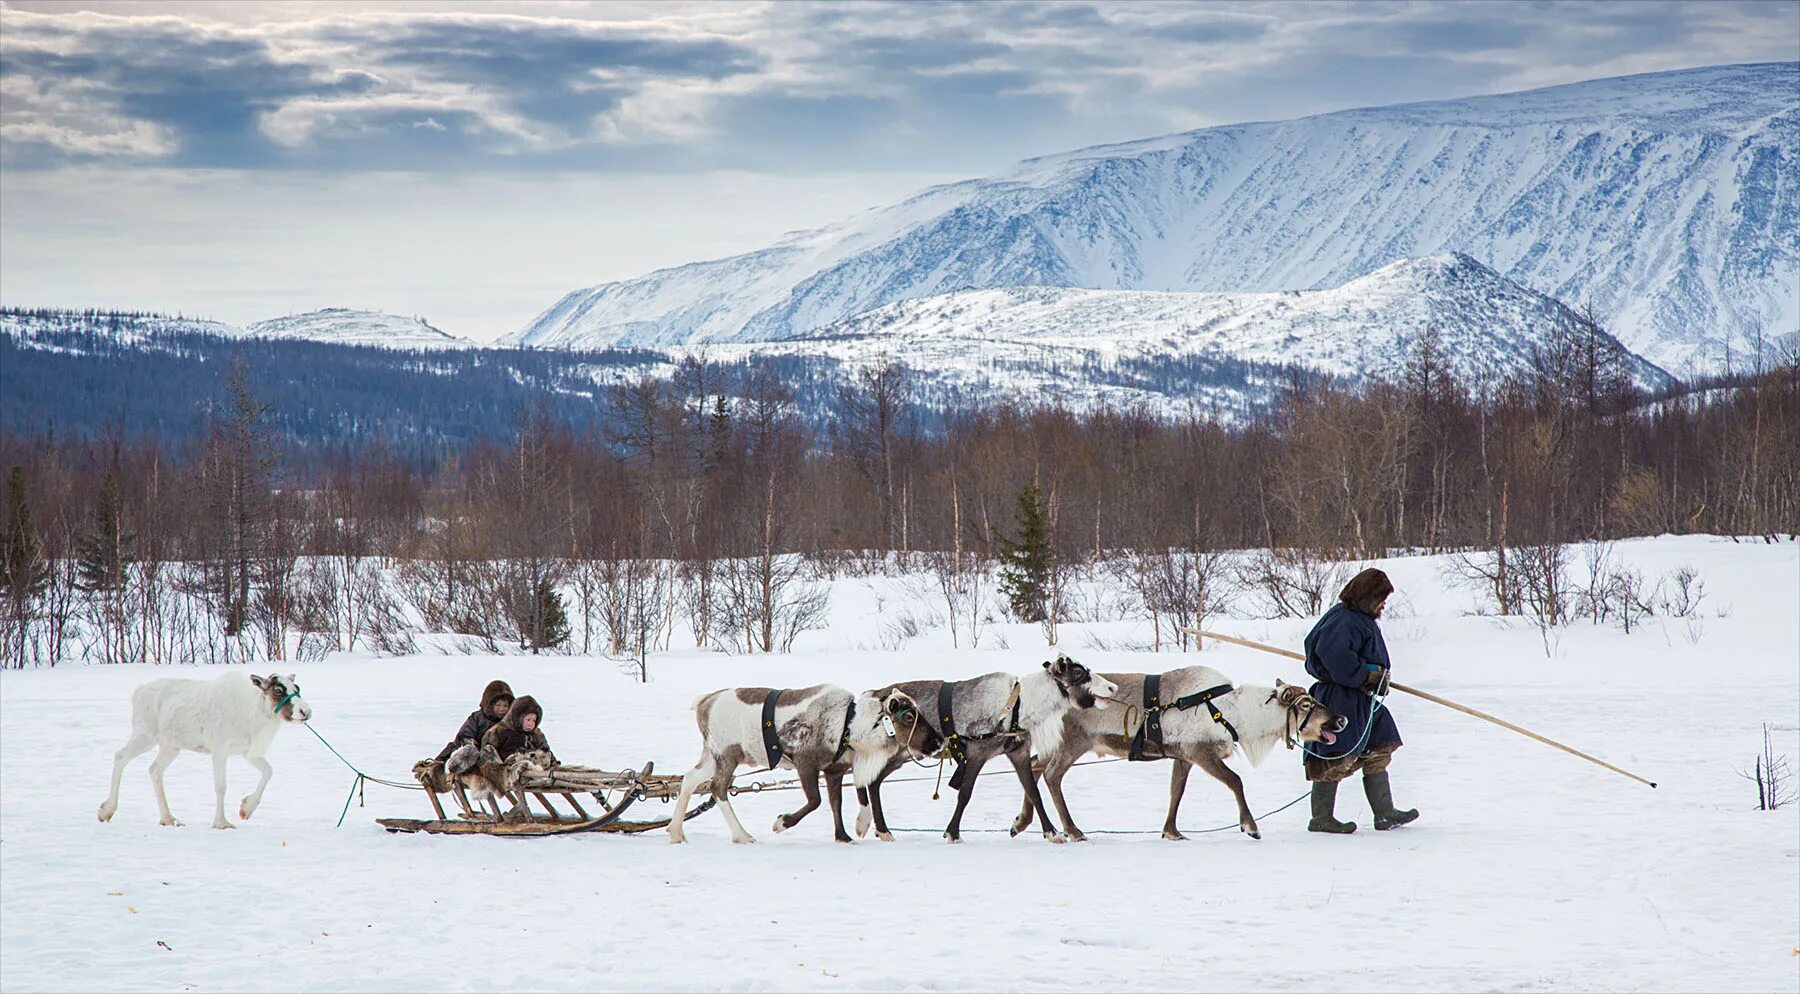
[2,536,1795,992]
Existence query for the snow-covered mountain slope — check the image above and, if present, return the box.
[1,308,473,352]
[680,255,1671,416]
[512,62,1798,374]
[245,309,472,349]
[0,310,237,353]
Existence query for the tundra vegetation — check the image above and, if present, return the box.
[1,323,1795,667]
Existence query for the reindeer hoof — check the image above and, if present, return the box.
[1046,832,1069,844]
[160,816,183,827]
[212,820,236,830]
[877,831,895,842]
[943,833,962,844]
[771,816,789,834]
[1067,831,1087,843]
[1163,830,1187,841]
[238,803,253,820]
[1243,825,1262,840]
[668,832,686,845]
[731,834,756,845]
[98,803,116,823]
[835,835,854,845]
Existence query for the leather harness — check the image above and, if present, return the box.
[761,689,856,770]
[937,681,1025,791]
[1129,677,1239,761]
[761,690,785,769]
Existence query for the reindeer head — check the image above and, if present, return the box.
[1273,679,1345,746]
[251,673,311,722]
[879,690,943,758]
[1043,655,1118,710]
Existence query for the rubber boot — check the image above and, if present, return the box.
[1307,781,1357,834]
[1363,771,1419,830]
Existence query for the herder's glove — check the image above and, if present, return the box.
[1363,666,1388,692]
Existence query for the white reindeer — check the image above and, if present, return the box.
[98,672,312,829]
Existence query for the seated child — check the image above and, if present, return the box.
[482,695,550,761]
[434,680,513,762]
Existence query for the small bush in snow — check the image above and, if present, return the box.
[1738,724,1796,811]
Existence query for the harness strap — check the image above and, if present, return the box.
[832,700,856,764]
[1129,673,1164,761]
[936,683,962,760]
[761,689,785,769]
[1169,683,1240,743]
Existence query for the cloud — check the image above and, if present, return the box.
[0,0,1794,172]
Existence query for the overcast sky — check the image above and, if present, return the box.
[2,0,1795,341]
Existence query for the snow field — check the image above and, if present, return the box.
[1,536,1795,992]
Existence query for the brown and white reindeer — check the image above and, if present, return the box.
[1011,667,1345,841]
[856,655,1119,843]
[668,685,942,844]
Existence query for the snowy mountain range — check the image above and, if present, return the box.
[511,62,1798,374]
[742,253,1672,390]
[246,309,472,350]
[0,307,474,351]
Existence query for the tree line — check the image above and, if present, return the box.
[2,321,1795,667]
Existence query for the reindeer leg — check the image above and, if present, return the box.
[99,729,155,823]
[1042,755,1083,842]
[209,753,235,829]
[239,755,273,820]
[1163,758,1192,841]
[668,752,713,844]
[824,767,852,843]
[867,777,896,842]
[711,764,755,845]
[1192,751,1259,840]
[944,752,993,843]
[856,755,902,838]
[149,745,182,827]
[773,761,823,834]
[1010,767,1041,837]
[1006,745,1066,843]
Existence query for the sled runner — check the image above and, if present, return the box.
[377,761,718,837]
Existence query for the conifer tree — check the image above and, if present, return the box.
[2,466,50,608]
[998,482,1052,623]
[77,471,132,592]
[519,578,570,652]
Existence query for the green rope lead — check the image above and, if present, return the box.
[335,774,365,828]
[301,721,423,828]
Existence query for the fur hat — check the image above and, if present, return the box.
[1339,568,1395,617]
[481,680,515,718]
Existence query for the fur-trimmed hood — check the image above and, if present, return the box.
[499,694,542,731]
[1339,568,1395,617]
[482,695,550,761]
[480,680,515,719]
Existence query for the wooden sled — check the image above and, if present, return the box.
[378,761,717,837]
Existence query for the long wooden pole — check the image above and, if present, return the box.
[1182,627,1657,788]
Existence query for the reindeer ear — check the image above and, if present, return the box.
[250,674,266,689]
[1042,660,1054,673]
[884,694,905,715]
[1274,678,1290,690]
